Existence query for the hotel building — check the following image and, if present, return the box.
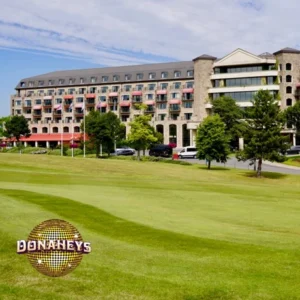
[10,47,300,148]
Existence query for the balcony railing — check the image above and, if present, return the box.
[169,106,181,112]
[145,107,155,113]
[156,97,168,102]
[120,109,131,114]
[43,101,52,106]
[132,97,143,103]
[182,95,194,101]
[108,98,118,104]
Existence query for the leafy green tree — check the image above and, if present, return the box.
[196,115,230,169]
[127,115,157,160]
[83,111,123,157]
[236,90,289,177]
[3,115,30,144]
[212,96,246,149]
[0,116,10,137]
[285,101,300,135]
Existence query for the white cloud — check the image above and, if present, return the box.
[0,0,300,65]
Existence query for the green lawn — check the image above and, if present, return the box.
[1,153,300,299]
[283,155,300,168]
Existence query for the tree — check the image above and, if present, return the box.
[196,115,230,169]
[212,96,246,149]
[236,90,289,177]
[3,115,30,144]
[0,116,10,137]
[83,111,123,157]
[127,115,157,160]
[285,101,300,134]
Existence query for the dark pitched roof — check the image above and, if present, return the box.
[273,47,300,55]
[193,54,217,62]
[258,52,275,59]
[16,61,194,89]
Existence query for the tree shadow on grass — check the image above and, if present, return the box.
[197,164,231,171]
[241,171,287,179]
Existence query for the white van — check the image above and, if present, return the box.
[178,146,197,159]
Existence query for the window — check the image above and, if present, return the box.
[48,80,54,86]
[286,75,292,83]
[125,74,131,81]
[158,114,166,121]
[137,73,143,80]
[136,84,143,91]
[28,81,34,87]
[187,70,194,77]
[186,81,194,88]
[59,79,65,85]
[174,82,181,89]
[124,85,131,91]
[69,78,75,84]
[48,90,54,96]
[161,83,168,90]
[286,63,292,71]
[20,82,26,87]
[80,78,84,84]
[171,93,179,99]
[286,99,292,106]
[161,72,168,79]
[35,99,42,105]
[58,89,65,95]
[149,73,155,79]
[79,88,86,94]
[113,75,119,82]
[102,76,108,82]
[147,94,154,100]
[286,86,292,94]
[38,81,44,86]
[76,97,84,103]
[101,86,108,93]
[112,86,119,92]
[174,71,181,78]
[185,113,192,120]
[183,102,193,108]
[68,88,75,94]
[15,100,22,106]
[122,95,130,101]
[279,64,282,71]
[158,103,167,109]
[99,96,106,102]
[56,98,62,104]
[148,84,156,90]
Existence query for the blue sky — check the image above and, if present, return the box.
[1,0,300,116]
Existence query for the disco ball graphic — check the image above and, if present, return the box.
[26,219,84,277]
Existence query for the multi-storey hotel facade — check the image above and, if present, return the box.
[10,47,300,148]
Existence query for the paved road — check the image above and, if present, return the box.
[180,156,300,175]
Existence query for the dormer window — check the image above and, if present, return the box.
[149,73,155,79]
[38,81,44,86]
[91,77,97,83]
[69,78,75,84]
[125,74,131,81]
[102,76,108,82]
[20,82,26,87]
[59,79,64,85]
[174,71,181,78]
[48,80,54,86]
[28,81,34,87]
[161,72,168,79]
[113,75,119,82]
[137,73,143,80]
[80,78,84,84]
[187,70,194,77]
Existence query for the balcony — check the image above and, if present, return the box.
[169,105,181,112]
[145,106,155,114]
[86,99,95,107]
[182,94,194,101]
[43,100,52,107]
[33,112,42,118]
[132,96,143,103]
[23,103,32,108]
[156,96,168,102]
[108,97,118,104]
[120,108,131,114]
[74,110,84,117]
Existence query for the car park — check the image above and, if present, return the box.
[178,146,197,159]
[111,146,136,156]
[149,144,173,157]
[286,146,300,155]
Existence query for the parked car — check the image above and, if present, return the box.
[112,146,135,156]
[286,146,300,155]
[178,146,197,159]
[149,144,173,157]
